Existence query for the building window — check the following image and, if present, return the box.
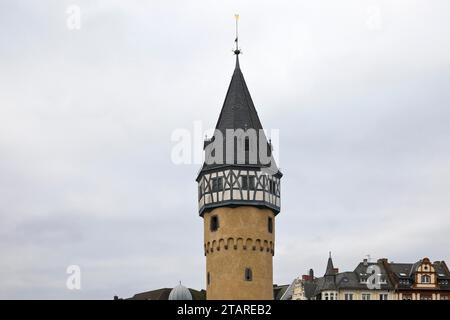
[244,268,252,281]
[207,272,210,285]
[241,176,255,190]
[402,294,412,300]
[210,215,219,232]
[268,217,273,233]
[267,142,272,157]
[244,137,250,151]
[362,293,371,300]
[344,293,353,300]
[269,180,276,194]
[400,279,410,285]
[198,184,202,200]
[379,293,388,300]
[249,176,255,190]
[212,177,223,192]
[420,295,432,300]
[441,295,449,300]
[323,293,329,300]
[421,274,431,284]
[242,176,247,189]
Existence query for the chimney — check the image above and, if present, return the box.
[363,259,368,266]
[309,268,314,279]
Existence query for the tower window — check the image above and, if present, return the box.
[249,176,255,190]
[269,180,276,194]
[268,217,273,233]
[242,176,247,189]
[267,142,272,157]
[207,272,211,285]
[210,215,219,232]
[211,177,223,192]
[198,184,202,200]
[241,176,255,190]
[244,137,250,151]
[244,268,253,281]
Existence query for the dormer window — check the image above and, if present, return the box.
[400,279,410,285]
[421,275,431,284]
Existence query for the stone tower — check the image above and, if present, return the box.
[196,47,282,300]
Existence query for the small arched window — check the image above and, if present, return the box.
[421,274,431,284]
[244,137,250,151]
[244,268,252,281]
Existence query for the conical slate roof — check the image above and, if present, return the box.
[325,253,335,276]
[214,56,264,133]
[197,55,281,178]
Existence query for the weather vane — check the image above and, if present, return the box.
[234,14,240,55]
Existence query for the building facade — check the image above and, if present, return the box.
[284,255,449,300]
[196,49,282,299]
[309,255,395,300]
[382,257,450,300]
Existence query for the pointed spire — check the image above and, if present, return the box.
[214,53,262,133]
[196,14,281,182]
[325,252,335,276]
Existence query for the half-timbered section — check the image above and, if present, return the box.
[198,169,281,216]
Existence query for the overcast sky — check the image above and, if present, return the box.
[0,0,449,299]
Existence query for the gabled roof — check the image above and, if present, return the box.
[273,284,290,300]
